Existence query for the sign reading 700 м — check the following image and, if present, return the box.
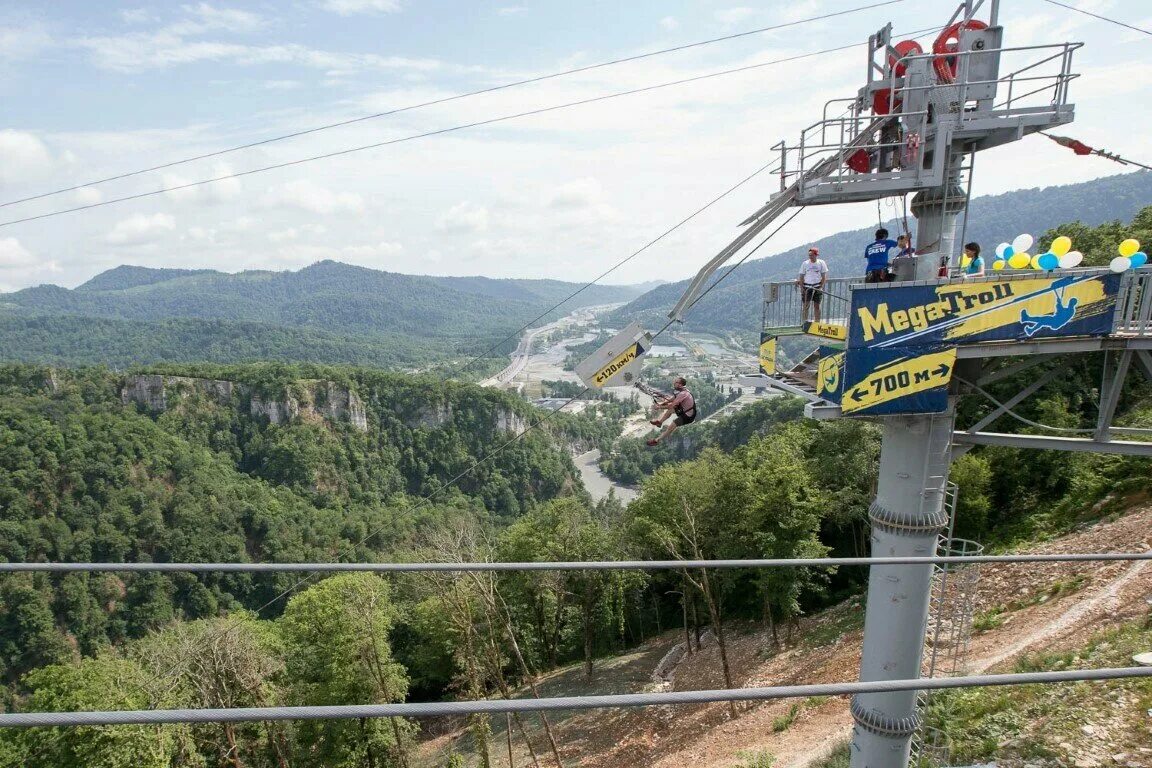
[841,347,956,416]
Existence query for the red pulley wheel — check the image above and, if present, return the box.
[872,88,903,115]
[932,19,988,83]
[888,39,923,78]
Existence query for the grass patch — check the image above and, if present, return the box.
[811,741,850,768]
[972,575,1089,633]
[771,702,802,733]
[732,749,776,767]
[925,619,1152,763]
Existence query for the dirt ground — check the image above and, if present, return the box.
[417,505,1152,768]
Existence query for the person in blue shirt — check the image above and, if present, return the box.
[962,242,985,278]
[865,228,898,283]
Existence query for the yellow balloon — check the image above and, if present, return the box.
[1050,236,1072,257]
[1119,238,1140,258]
[1008,253,1031,269]
[992,259,1006,270]
[960,254,972,268]
[1030,253,1043,270]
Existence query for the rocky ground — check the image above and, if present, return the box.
[417,505,1152,768]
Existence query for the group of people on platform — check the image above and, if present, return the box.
[795,229,985,322]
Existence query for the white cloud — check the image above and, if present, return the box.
[497,6,527,16]
[74,34,440,74]
[74,187,104,205]
[263,179,364,215]
[268,227,301,243]
[659,16,678,31]
[120,8,157,24]
[162,163,242,204]
[168,3,265,35]
[715,7,758,25]
[0,22,51,60]
[548,177,603,209]
[0,130,54,185]
[106,213,177,246]
[0,238,37,269]
[436,201,489,234]
[317,0,402,15]
[342,241,405,262]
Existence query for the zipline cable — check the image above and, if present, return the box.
[0,0,906,210]
[0,26,946,230]
[1038,0,1152,37]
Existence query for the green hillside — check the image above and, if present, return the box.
[0,261,641,369]
[616,171,1152,333]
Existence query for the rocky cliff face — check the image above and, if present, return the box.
[120,375,368,432]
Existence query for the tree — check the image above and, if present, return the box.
[627,449,750,717]
[280,574,414,768]
[2,654,188,768]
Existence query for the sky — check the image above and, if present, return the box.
[0,0,1150,292]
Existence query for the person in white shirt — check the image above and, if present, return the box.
[796,246,829,323]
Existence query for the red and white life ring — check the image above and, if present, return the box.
[932,19,988,83]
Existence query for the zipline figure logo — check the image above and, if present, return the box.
[1020,284,1080,338]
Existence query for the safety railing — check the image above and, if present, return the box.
[762,276,858,332]
[1116,268,1152,337]
[765,268,1152,343]
[775,41,1080,198]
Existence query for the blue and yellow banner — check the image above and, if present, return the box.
[759,334,777,375]
[848,273,1122,350]
[841,346,956,415]
[816,351,844,403]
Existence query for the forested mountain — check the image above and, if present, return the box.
[0,261,642,369]
[615,170,1152,333]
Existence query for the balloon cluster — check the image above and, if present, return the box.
[991,233,1083,272]
[1110,239,1148,273]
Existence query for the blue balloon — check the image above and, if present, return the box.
[1037,252,1059,270]
[1131,251,1148,268]
[1003,245,1015,259]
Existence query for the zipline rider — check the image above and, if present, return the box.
[646,377,696,447]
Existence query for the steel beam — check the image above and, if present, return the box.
[965,366,1062,433]
[1134,350,1152,384]
[952,431,1152,456]
[976,355,1052,386]
[1095,350,1133,441]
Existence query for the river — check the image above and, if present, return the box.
[575,449,638,504]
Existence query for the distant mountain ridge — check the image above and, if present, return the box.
[0,260,644,369]
[615,171,1152,333]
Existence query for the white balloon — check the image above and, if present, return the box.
[1011,233,1034,254]
[1110,256,1131,273]
[995,242,1010,258]
[1058,251,1083,269]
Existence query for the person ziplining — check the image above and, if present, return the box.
[641,377,697,446]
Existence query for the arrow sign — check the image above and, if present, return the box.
[841,347,957,415]
[759,334,777,375]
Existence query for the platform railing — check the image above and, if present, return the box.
[764,268,1152,343]
[762,276,858,332]
[1116,269,1152,337]
[775,41,1080,196]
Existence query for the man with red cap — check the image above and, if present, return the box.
[796,246,829,323]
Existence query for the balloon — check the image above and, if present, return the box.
[1003,245,1015,259]
[1030,254,1044,270]
[1008,253,1031,269]
[995,242,1011,258]
[1119,238,1140,258]
[1059,251,1083,269]
[960,254,972,268]
[992,259,1006,271]
[1012,233,1034,254]
[1050,236,1072,257]
[1110,256,1131,273]
[1038,252,1059,270]
[1132,252,1148,268]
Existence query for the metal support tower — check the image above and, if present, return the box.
[849,409,955,765]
